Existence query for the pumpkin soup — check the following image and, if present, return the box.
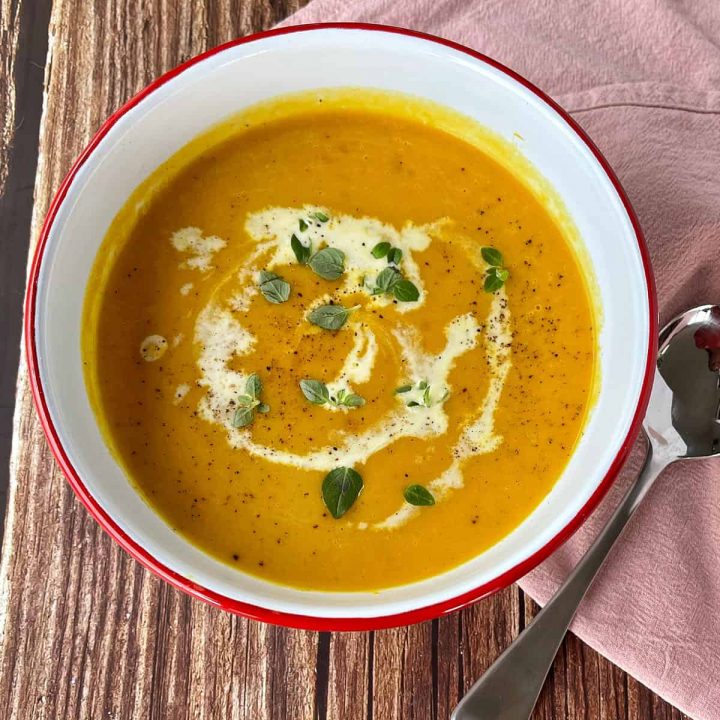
[82,90,597,591]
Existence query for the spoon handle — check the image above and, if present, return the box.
[452,442,668,720]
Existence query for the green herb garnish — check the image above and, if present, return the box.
[368,265,419,302]
[322,467,363,518]
[393,279,420,302]
[299,218,309,232]
[388,247,403,265]
[309,247,345,280]
[300,379,365,408]
[258,270,291,304]
[371,241,391,259]
[481,247,504,267]
[334,388,365,407]
[231,373,268,428]
[291,234,311,265]
[307,303,357,331]
[311,211,329,223]
[481,246,510,292]
[246,373,262,399]
[398,379,449,408]
[404,484,435,506]
[484,269,505,292]
[299,379,330,405]
[373,266,401,294]
[232,407,255,428]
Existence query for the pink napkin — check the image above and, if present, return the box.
[279,2,720,717]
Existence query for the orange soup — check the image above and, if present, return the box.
[82,91,597,591]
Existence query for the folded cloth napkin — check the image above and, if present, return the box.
[279,2,720,717]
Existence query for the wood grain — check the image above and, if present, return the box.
[0,0,53,538]
[0,1,690,718]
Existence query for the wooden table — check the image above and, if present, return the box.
[0,2,688,718]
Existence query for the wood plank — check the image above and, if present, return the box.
[435,615,462,718]
[373,622,435,719]
[459,586,523,694]
[0,0,53,538]
[326,631,371,719]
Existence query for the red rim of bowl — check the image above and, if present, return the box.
[24,22,658,631]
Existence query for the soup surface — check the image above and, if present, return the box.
[83,91,597,591]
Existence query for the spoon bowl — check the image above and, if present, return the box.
[649,304,720,459]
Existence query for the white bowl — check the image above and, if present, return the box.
[26,23,657,629]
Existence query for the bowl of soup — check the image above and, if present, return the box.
[26,24,656,629]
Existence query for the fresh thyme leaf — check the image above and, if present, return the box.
[322,467,363,519]
[291,233,311,265]
[246,373,262,399]
[232,406,255,428]
[299,379,364,408]
[300,379,330,405]
[388,247,403,265]
[484,269,505,293]
[311,211,329,223]
[375,266,401,293]
[371,241,391,259]
[259,271,291,304]
[404,484,435,506]
[309,247,345,280]
[481,246,504,267]
[393,279,420,302]
[307,303,356,331]
[400,379,449,408]
[231,372,268,426]
[481,247,510,292]
[370,266,418,302]
[299,218,309,232]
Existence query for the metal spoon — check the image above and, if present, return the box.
[453,304,720,720]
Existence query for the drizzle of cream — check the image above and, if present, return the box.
[194,303,479,471]
[228,242,274,312]
[195,305,255,426]
[324,324,378,412]
[139,335,168,362]
[171,227,226,272]
[393,314,478,407]
[370,292,512,530]
[245,206,443,312]
[173,384,190,405]
[180,282,194,296]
